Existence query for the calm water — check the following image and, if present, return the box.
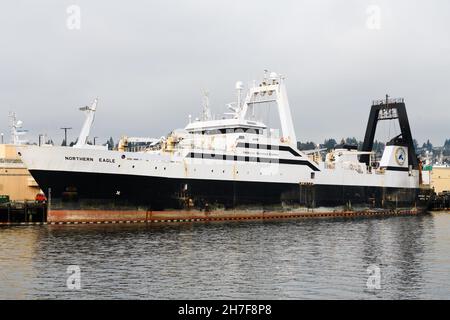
[0,212,449,299]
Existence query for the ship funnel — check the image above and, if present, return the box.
[380,145,409,171]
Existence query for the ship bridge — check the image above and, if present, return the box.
[182,71,297,146]
[184,118,266,135]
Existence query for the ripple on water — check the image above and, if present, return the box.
[0,212,449,299]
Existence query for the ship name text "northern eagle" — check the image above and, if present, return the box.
[65,156,115,163]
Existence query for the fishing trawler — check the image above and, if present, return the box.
[17,72,431,222]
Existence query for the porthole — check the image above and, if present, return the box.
[121,154,126,159]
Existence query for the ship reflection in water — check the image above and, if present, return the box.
[0,213,449,299]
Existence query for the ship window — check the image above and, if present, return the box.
[193,128,262,135]
[206,129,221,135]
[311,172,315,179]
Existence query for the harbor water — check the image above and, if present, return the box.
[0,212,449,299]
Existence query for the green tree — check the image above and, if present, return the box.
[106,137,115,150]
[422,139,433,152]
[345,137,358,145]
[444,139,450,149]
[297,141,317,151]
[323,138,337,150]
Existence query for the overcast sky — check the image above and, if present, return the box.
[0,0,449,146]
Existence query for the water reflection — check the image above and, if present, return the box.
[0,213,448,299]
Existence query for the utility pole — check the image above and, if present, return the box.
[38,134,44,146]
[60,127,72,146]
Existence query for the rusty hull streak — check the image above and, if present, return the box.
[45,208,423,224]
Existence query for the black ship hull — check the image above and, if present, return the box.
[31,170,429,214]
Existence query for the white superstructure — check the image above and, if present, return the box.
[18,72,419,191]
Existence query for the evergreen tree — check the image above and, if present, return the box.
[372,140,385,155]
[297,141,317,151]
[422,139,433,152]
[444,139,450,149]
[106,137,115,150]
[345,137,358,146]
[323,138,337,150]
[443,139,450,156]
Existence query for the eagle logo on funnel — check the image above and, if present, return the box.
[395,147,406,166]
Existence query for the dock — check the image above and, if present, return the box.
[430,192,449,211]
[0,201,47,225]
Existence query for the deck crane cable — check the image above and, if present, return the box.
[394,117,399,138]
[386,120,392,141]
[264,98,271,130]
[383,117,388,144]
